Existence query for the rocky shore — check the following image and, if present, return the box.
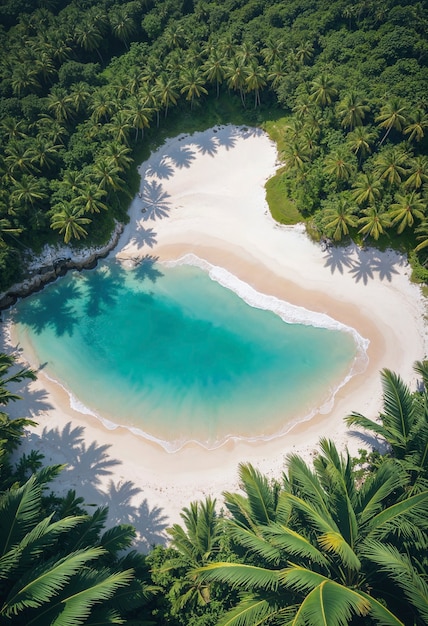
[0,222,124,311]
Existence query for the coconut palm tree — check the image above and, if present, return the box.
[322,195,358,241]
[376,97,408,146]
[124,96,152,140]
[337,92,370,129]
[324,147,356,183]
[155,72,179,118]
[101,142,133,172]
[346,364,428,493]
[346,125,377,161]
[203,49,227,98]
[389,191,426,234]
[10,174,48,208]
[295,40,314,65]
[282,140,310,171]
[261,38,286,64]
[309,73,338,107]
[0,473,148,625]
[404,155,428,190]
[403,109,428,143]
[180,67,208,110]
[351,172,383,206]
[109,7,137,50]
[72,182,107,215]
[50,202,91,243]
[198,442,428,626]
[374,146,409,186]
[358,205,391,240]
[245,63,267,108]
[159,498,223,613]
[267,59,287,89]
[47,86,76,123]
[224,57,248,107]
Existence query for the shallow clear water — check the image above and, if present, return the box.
[12,258,361,450]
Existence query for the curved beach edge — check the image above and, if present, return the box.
[3,124,427,543]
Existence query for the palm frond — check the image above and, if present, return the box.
[237,463,280,525]
[366,490,428,538]
[100,524,135,555]
[380,369,416,454]
[285,454,335,525]
[291,580,371,626]
[317,531,361,572]
[0,475,42,556]
[263,524,329,568]
[49,569,134,626]
[2,548,106,617]
[217,595,295,626]
[358,590,405,626]
[227,525,283,565]
[285,493,340,536]
[361,540,428,622]
[358,461,407,527]
[413,360,428,392]
[198,562,280,592]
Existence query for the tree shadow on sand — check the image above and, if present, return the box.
[140,180,172,221]
[323,244,404,283]
[20,421,170,550]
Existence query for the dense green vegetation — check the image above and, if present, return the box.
[0,0,427,292]
[1,353,427,625]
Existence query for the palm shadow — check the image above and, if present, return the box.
[13,280,83,337]
[140,180,172,220]
[145,155,175,179]
[80,264,126,318]
[168,144,196,169]
[324,244,406,283]
[323,246,355,274]
[16,421,170,550]
[131,255,164,283]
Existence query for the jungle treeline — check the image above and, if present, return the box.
[0,0,427,292]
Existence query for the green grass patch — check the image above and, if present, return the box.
[265,169,303,225]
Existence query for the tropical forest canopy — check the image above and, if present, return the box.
[0,0,427,293]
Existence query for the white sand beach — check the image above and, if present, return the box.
[4,125,427,550]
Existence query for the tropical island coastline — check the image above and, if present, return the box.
[3,125,427,534]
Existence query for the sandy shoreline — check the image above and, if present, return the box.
[3,125,427,549]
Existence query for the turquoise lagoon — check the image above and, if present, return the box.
[12,256,367,451]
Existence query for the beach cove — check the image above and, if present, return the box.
[4,125,427,549]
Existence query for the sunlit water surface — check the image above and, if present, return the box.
[12,257,367,451]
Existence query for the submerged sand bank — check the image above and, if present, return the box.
[4,125,427,549]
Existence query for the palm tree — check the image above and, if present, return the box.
[50,202,91,243]
[4,141,37,178]
[374,146,409,186]
[70,81,91,114]
[10,174,48,208]
[351,172,383,206]
[415,221,428,252]
[295,40,314,65]
[159,498,223,613]
[309,73,338,107]
[282,141,310,171]
[47,86,75,123]
[10,64,40,96]
[89,89,117,123]
[198,442,428,626]
[109,7,137,49]
[266,59,287,89]
[0,353,36,413]
[180,67,208,110]
[337,91,370,129]
[155,72,179,118]
[389,191,426,234]
[358,206,391,240]
[106,110,132,146]
[346,125,377,161]
[261,38,285,64]
[404,155,428,190]
[324,147,356,183]
[101,142,133,172]
[74,20,104,62]
[346,364,428,492]
[28,138,61,172]
[72,182,107,214]
[203,49,227,98]
[323,196,358,241]
[225,57,249,107]
[0,473,147,625]
[245,63,267,108]
[403,109,428,143]
[91,158,125,193]
[124,96,152,140]
[376,97,408,145]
